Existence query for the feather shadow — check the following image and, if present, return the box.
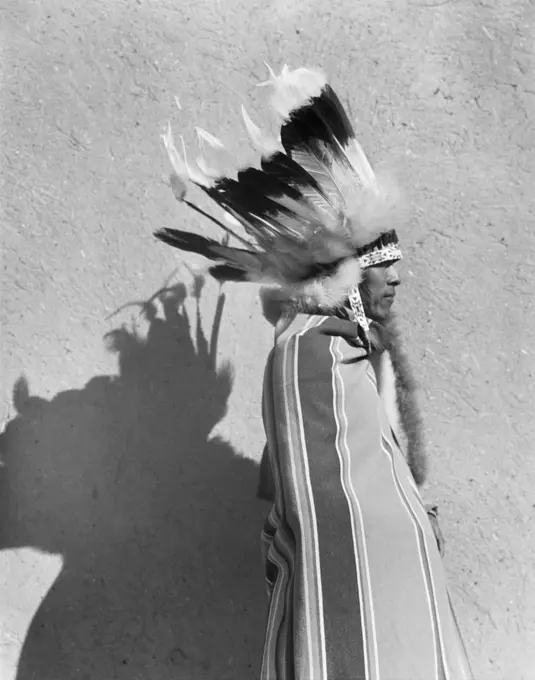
[0,278,267,680]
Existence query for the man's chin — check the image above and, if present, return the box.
[368,305,394,324]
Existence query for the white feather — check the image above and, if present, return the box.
[332,136,377,189]
[347,139,376,186]
[179,135,213,187]
[161,122,188,178]
[196,156,221,178]
[169,173,187,201]
[161,122,213,187]
[258,65,327,119]
[290,147,344,209]
[241,105,281,155]
[195,129,226,177]
[264,62,278,80]
[267,192,322,224]
[223,211,242,227]
[195,127,225,150]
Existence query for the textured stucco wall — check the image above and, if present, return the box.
[1,0,534,678]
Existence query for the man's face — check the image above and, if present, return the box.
[360,261,401,322]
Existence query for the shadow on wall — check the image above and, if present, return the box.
[0,277,267,680]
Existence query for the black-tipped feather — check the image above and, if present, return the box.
[154,228,265,282]
[154,227,258,263]
[203,166,320,252]
[201,189,297,250]
[262,152,340,222]
[202,151,339,254]
[209,263,249,282]
[205,162,310,225]
[207,172,295,229]
[261,152,322,195]
[279,86,363,200]
[154,228,225,260]
[281,86,355,152]
[158,67,402,301]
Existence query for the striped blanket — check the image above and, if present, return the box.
[260,312,473,680]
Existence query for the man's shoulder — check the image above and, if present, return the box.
[275,313,366,359]
[275,313,327,347]
[270,313,369,390]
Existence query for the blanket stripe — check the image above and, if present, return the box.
[260,313,473,680]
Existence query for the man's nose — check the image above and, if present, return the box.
[387,265,401,286]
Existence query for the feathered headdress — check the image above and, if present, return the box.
[155,65,405,331]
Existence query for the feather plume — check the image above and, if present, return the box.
[270,70,407,247]
[241,106,281,156]
[201,155,355,276]
[195,127,225,150]
[209,263,250,282]
[161,123,213,188]
[154,228,234,260]
[195,126,237,179]
[156,67,406,306]
[290,257,361,308]
[154,228,264,277]
[223,211,242,227]
[345,168,408,247]
[169,173,188,202]
[259,64,327,119]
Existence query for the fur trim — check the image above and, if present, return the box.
[284,257,361,309]
[381,315,428,486]
[256,314,428,502]
[259,258,361,321]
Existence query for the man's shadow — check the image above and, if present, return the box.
[0,276,267,680]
